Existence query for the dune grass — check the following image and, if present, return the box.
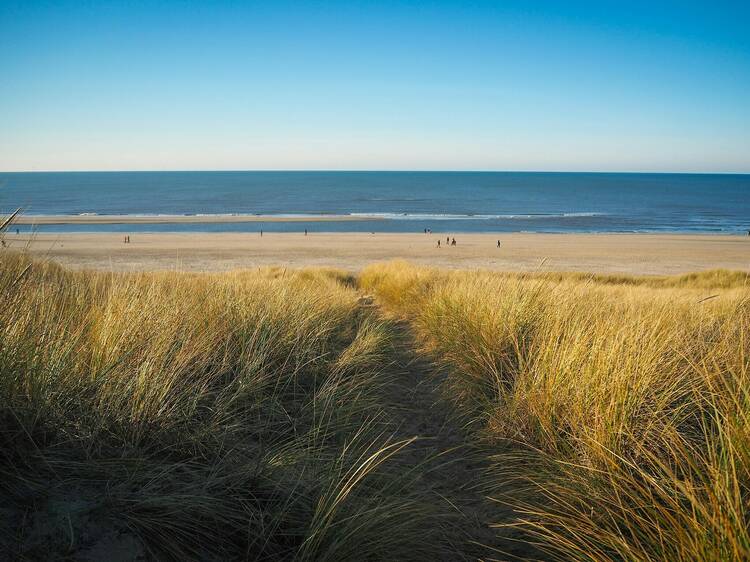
[361,260,750,561]
[0,253,449,560]
[4,227,750,561]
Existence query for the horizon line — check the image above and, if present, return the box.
[1,169,749,175]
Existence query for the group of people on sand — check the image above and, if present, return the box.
[435,236,503,249]
[436,237,457,248]
[123,235,131,244]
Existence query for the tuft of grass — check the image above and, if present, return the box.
[0,253,446,560]
[362,260,750,561]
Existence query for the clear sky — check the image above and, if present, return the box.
[1,0,748,172]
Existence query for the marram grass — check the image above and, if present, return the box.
[361,260,750,561]
[0,253,443,560]
[3,245,750,560]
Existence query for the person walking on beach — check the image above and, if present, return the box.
[260,229,263,237]
[305,228,308,236]
[437,239,441,248]
[497,240,501,248]
[451,237,456,246]
[446,236,450,244]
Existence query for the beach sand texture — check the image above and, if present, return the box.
[7,232,749,274]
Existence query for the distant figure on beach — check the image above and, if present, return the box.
[497,240,501,248]
[15,228,19,235]
[451,237,456,246]
[260,229,263,237]
[305,228,308,236]
[437,240,441,248]
[446,236,450,244]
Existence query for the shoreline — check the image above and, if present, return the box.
[7,232,748,275]
[15,214,385,225]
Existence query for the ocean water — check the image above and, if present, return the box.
[1,171,748,234]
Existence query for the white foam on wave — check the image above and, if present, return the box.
[33,211,607,221]
[349,212,606,220]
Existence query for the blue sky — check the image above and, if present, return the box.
[1,1,748,172]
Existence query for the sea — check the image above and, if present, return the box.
[1,171,749,234]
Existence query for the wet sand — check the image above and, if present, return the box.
[15,214,380,225]
[6,232,748,275]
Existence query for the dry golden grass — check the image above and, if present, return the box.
[0,253,447,560]
[4,225,750,560]
[361,260,750,561]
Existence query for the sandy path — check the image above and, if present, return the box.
[383,322,534,560]
[6,232,748,275]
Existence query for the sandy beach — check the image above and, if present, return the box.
[6,232,748,275]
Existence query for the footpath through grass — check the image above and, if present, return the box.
[0,253,519,560]
[3,249,750,560]
[362,260,750,562]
